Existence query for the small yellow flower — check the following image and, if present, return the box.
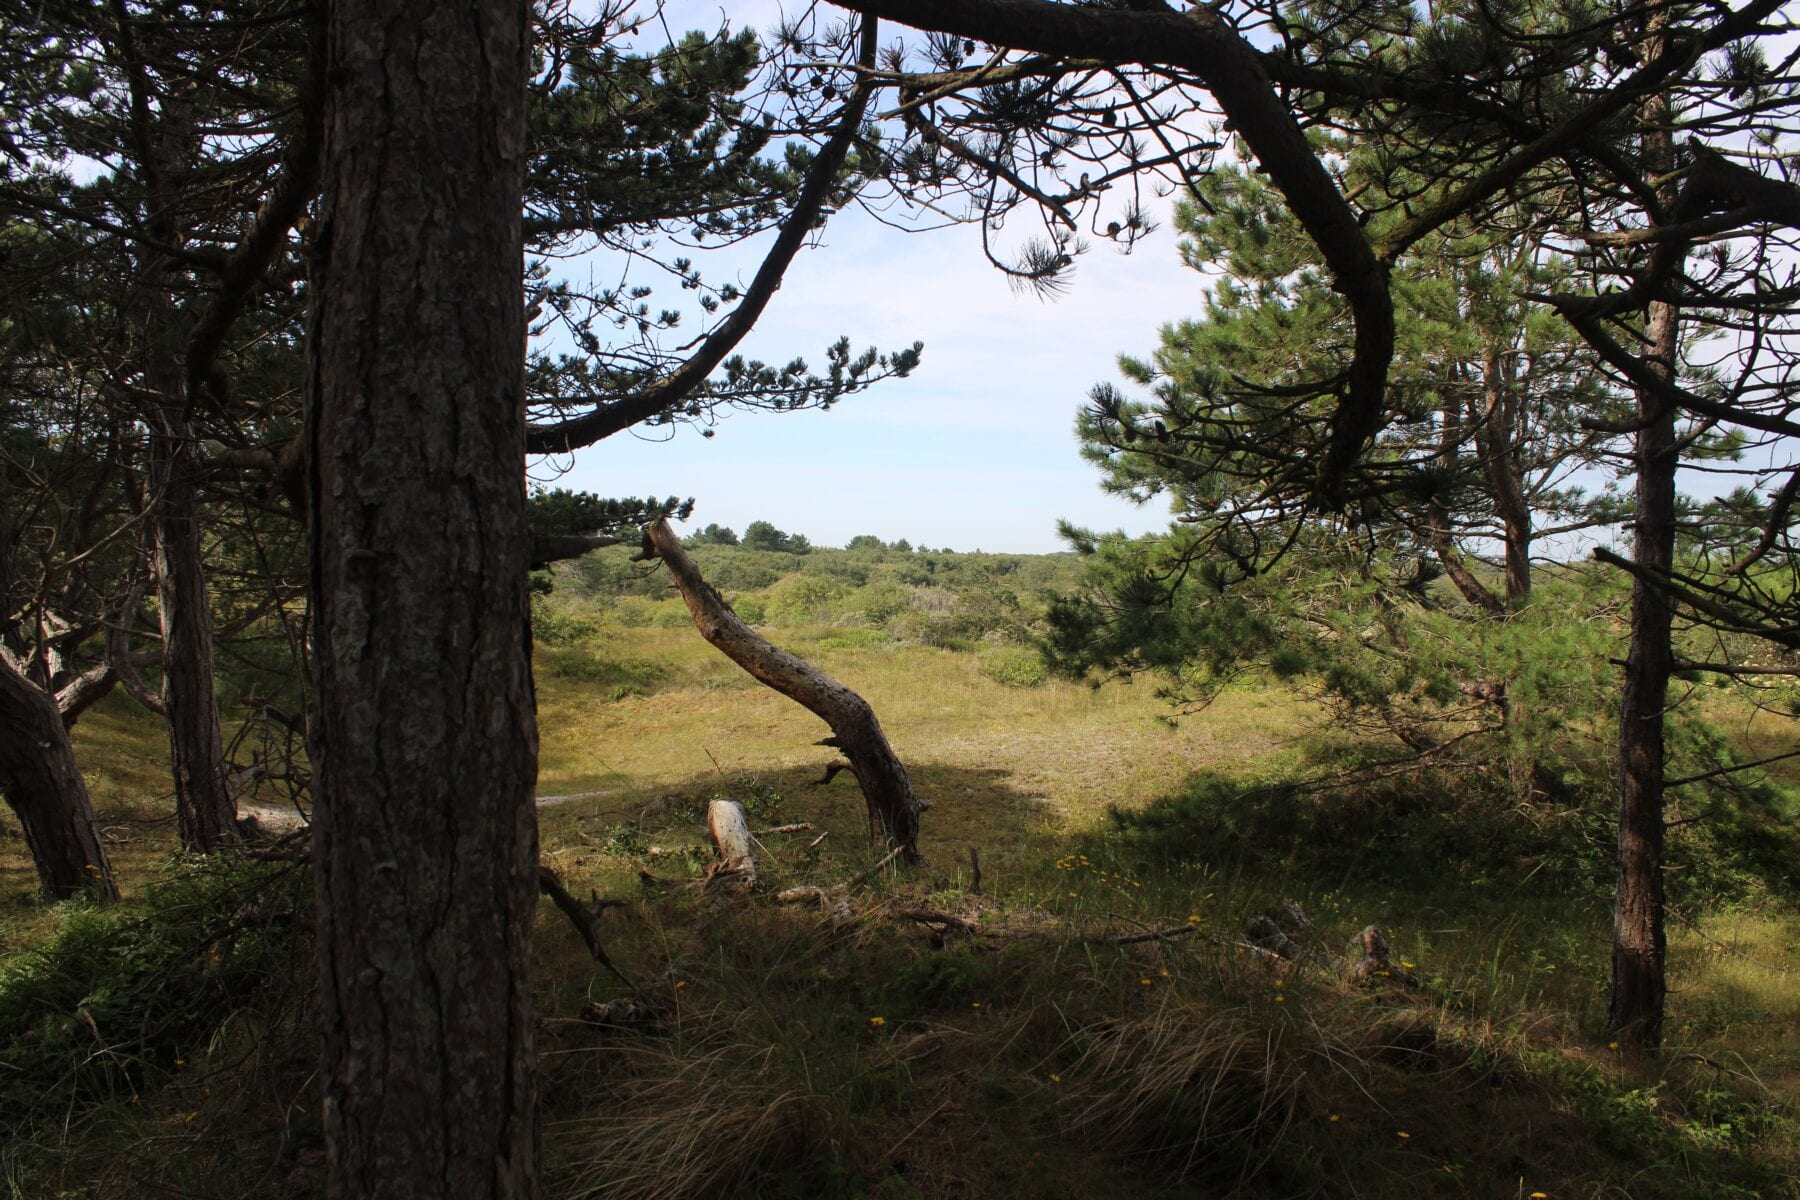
[1530,1193,1548,1199]
[1048,1073,1062,1083]
[675,981,687,989]
[1400,961,1416,969]
[1187,914,1201,923]
[869,1016,886,1027]
[1139,977,1153,986]
[1608,1041,1619,1050]
[1396,1131,1410,1139]
[1328,1114,1340,1123]
[1274,995,1285,1003]
[1068,892,1079,898]
[971,1002,981,1008]
[1158,968,1170,977]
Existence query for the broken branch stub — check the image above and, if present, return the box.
[642,518,925,859]
[705,798,758,895]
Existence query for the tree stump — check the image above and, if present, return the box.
[704,798,757,895]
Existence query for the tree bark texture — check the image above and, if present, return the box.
[1610,37,1677,1048]
[0,653,120,901]
[147,400,239,851]
[644,519,925,857]
[307,0,537,1195]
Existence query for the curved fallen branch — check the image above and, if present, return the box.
[641,518,925,859]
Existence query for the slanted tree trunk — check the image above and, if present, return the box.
[148,399,239,851]
[0,653,119,901]
[643,518,926,858]
[1610,27,1678,1049]
[307,0,537,1193]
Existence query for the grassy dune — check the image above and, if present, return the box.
[1,619,1796,1198]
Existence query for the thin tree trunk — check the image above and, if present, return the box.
[1479,347,1534,607]
[307,0,537,1194]
[643,518,926,857]
[0,652,120,901]
[1431,385,1507,617]
[113,32,239,852]
[148,399,239,850]
[1610,31,1678,1048]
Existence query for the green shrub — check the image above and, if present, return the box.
[531,597,600,644]
[0,859,309,1126]
[538,642,667,697]
[650,599,692,628]
[817,628,890,652]
[765,575,848,624]
[608,596,661,627]
[979,646,1049,688]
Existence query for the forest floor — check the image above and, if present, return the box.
[2,623,1798,1198]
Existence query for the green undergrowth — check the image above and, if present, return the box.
[0,855,317,1198]
[534,881,1795,1200]
[1,815,1795,1198]
[5,606,1798,1196]
[1106,739,1800,911]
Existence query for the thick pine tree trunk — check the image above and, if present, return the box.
[1609,42,1678,1048]
[0,654,120,901]
[148,402,239,851]
[307,0,537,1195]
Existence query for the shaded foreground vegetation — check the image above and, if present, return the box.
[3,541,1798,1197]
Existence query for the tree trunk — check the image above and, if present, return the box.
[1479,347,1534,608]
[1610,34,1677,1049]
[643,518,926,857]
[0,653,120,901]
[1431,385,1507,617]
[307,0,537,1194]
[148,401,239,851]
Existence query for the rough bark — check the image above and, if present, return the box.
[307,0,538,1194]
[0,652,120,901]
[1609,30,1677,1049]
[642,518,925,857]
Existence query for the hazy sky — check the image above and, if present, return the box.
[532,3,1208,554]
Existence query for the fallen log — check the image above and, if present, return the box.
[641,518,925,858]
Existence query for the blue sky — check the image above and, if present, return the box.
[530,2,1211,553]
[539,180,1209,553]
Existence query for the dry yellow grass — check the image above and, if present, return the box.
[536,627,1301,821]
